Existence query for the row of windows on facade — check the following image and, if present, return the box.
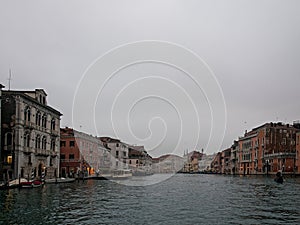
[24,106,56,130]
[115,150,127,157]
[60,140,75,147]
[23,133,56,151]
[60,140,106,153]
[4,133,56,152]
[242,138,295,149]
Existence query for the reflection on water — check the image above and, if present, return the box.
[1,174,300,225]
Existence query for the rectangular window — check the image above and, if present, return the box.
[69,154,75,160]
[60,141,66,147]
[7,155,13,164]
[60,154,65,160]
[116,151,119,157]
[123,151,126,157]
[70,141,75,147]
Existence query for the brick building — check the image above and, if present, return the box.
[60,128,110,177]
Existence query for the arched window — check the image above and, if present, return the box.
[42,136,47,150]
[51,118,56,130]
[42,114,47,128]
[24,132,30,148]
[51,138,56,151]
[36,111,41,126]
[24,106,31,122]
[35,135,41,149]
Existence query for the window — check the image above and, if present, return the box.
[282,138,286,145]
[60,154,65,160]
[35,135,41,149]
[129,160,131,164]
[116,143,119,147]
[123,151,126,157]
[70,141,75,147]
[6,133,12,146]
[42,136,47,150]
[7,155,13,164]
[60,141,66,147]
[51,138,56,151]
[42,114,47,128]
[24,132,30,147]
[69,154,75,160]
[51,118,55,130]
[116,150,119,157]
[36,111,41,126]
[24,106,31,122]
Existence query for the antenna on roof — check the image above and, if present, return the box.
[8,69,12,90]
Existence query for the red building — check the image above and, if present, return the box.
[60,128,109,177]
[238,122,300,175]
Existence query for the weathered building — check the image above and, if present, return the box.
[152,154,184,173]
[238,122,300,175]
[100,137,129,171]
[182,151,203,173]
[221,148,231,174]
[127,145,152,175]
[211,152,222,173]
[60,127,110,177]
[1,89,61,181]
[230,140,239,175]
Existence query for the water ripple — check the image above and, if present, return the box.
[1,175,300,225]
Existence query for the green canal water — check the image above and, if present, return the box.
[1,174,300,225]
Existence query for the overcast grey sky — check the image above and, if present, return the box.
[1,0,300,157]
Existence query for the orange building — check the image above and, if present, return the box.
[238,122,300,175]
[296,132,300,173]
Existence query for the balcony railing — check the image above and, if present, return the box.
[35,149,50,156]
[3,145,13,151]
[60,159,81,163]
[264,152,296,159]
[23,147,34,154]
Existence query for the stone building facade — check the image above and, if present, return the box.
[1,89,61,181]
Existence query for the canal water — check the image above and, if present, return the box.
[1,174,300,225]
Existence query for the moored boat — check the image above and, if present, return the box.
[112,169,132,179]
[45,177,76,184]
[20,180,43,188]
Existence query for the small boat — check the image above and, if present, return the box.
[45,177,76,184]
[112,169,132,179]
[274,171,284,184]
[20,180,43,188]
[0,178,28,189]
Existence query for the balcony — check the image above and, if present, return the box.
[24,121,36,129]
[23,147,34,154]
[35,149,50,157]
[3,145,13,151]
[264,152,296,159]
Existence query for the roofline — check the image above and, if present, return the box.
[3,90,62,116]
